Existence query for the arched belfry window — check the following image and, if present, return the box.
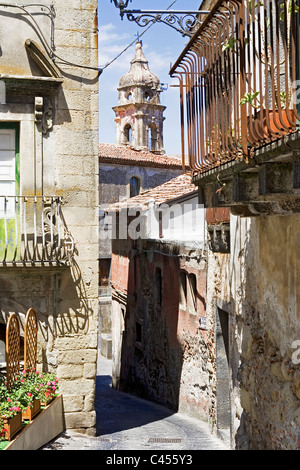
[124,124,133,144]
[148,124,158,152]
[130,176,140,198]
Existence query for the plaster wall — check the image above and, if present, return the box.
[230,214,300,449]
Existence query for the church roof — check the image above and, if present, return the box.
[99,143,183,169]
[118,41,160,89]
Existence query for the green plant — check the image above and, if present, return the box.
[222,37,237,53]
[280,1,299,21]
[0,417,7,442]
[14,368,59,406]
[240,91,260,109]
[0,377,22,417]
[0,367,59,425]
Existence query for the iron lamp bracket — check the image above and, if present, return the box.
[110,1,210,37]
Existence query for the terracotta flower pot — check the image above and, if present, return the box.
[1,412,22,441]
[250,109,297,137]
[22,399,41,421]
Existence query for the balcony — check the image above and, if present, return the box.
[170,0,300,215]
[0,196,75,266]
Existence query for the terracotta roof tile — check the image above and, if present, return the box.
[106,173,196,212]
[99,143,183,169]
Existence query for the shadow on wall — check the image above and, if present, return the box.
[109,230,211,420]
[0,259,94,372]
[117,240,184,412]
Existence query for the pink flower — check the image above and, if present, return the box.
[39,374,43,379]
[7,398,11,402]
[27,392,32,397]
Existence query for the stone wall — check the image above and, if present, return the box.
[231,215,300,450]
[0,0,99,434]
[206,214,300,449]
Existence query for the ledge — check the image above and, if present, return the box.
[192,133,300,215]
[4,395,64,451]
[0,74,63,97]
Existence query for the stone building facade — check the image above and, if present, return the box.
[108,174,212,421]
[168,0,300,449]
[0,0,99,434]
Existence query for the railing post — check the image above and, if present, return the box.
[239,0,248,155]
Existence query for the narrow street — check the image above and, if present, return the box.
[41,355,229,451]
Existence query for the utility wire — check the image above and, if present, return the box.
[99,0,179,72]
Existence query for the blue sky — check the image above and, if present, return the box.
[98,0,201,156]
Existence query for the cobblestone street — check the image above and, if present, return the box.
[41,356,229,451]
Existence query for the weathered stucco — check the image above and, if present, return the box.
[205,214,300,449]
[111,234,211,422]
[230,215,300,449]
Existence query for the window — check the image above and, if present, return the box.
[99,257,111,287]
[129,176,140,198]
[124,124,133,144]
[0,123,19,216]
[148,124,158,152]
[179,271,187,307]
[145,91,152,102]
[135,322,142,343]
[158,210,163,238]
[189,273,197,312]
[154,267,162,307]
[180,271,197,313]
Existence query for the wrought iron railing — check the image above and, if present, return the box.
[170,0,300,173]
[0,196,75,265]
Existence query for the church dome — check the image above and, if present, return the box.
[119,41,160,89]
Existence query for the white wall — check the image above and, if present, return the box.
[147,196,206,246]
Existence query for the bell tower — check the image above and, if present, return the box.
[113,41,166,154]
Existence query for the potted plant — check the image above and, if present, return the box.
[13,369,42,421]
[16,368,59,410]
[0,380,22,441]
[37,372,59,406]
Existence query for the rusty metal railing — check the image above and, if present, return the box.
[170,0,300,174]
[0,196,75,265]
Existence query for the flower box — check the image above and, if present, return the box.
[1,412,22,441]
[41,395,55,407]
[22,399,41,421]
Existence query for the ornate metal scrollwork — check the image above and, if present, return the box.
[126,12,200,37]
[110,1,210,37]
[43,198,75,263]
